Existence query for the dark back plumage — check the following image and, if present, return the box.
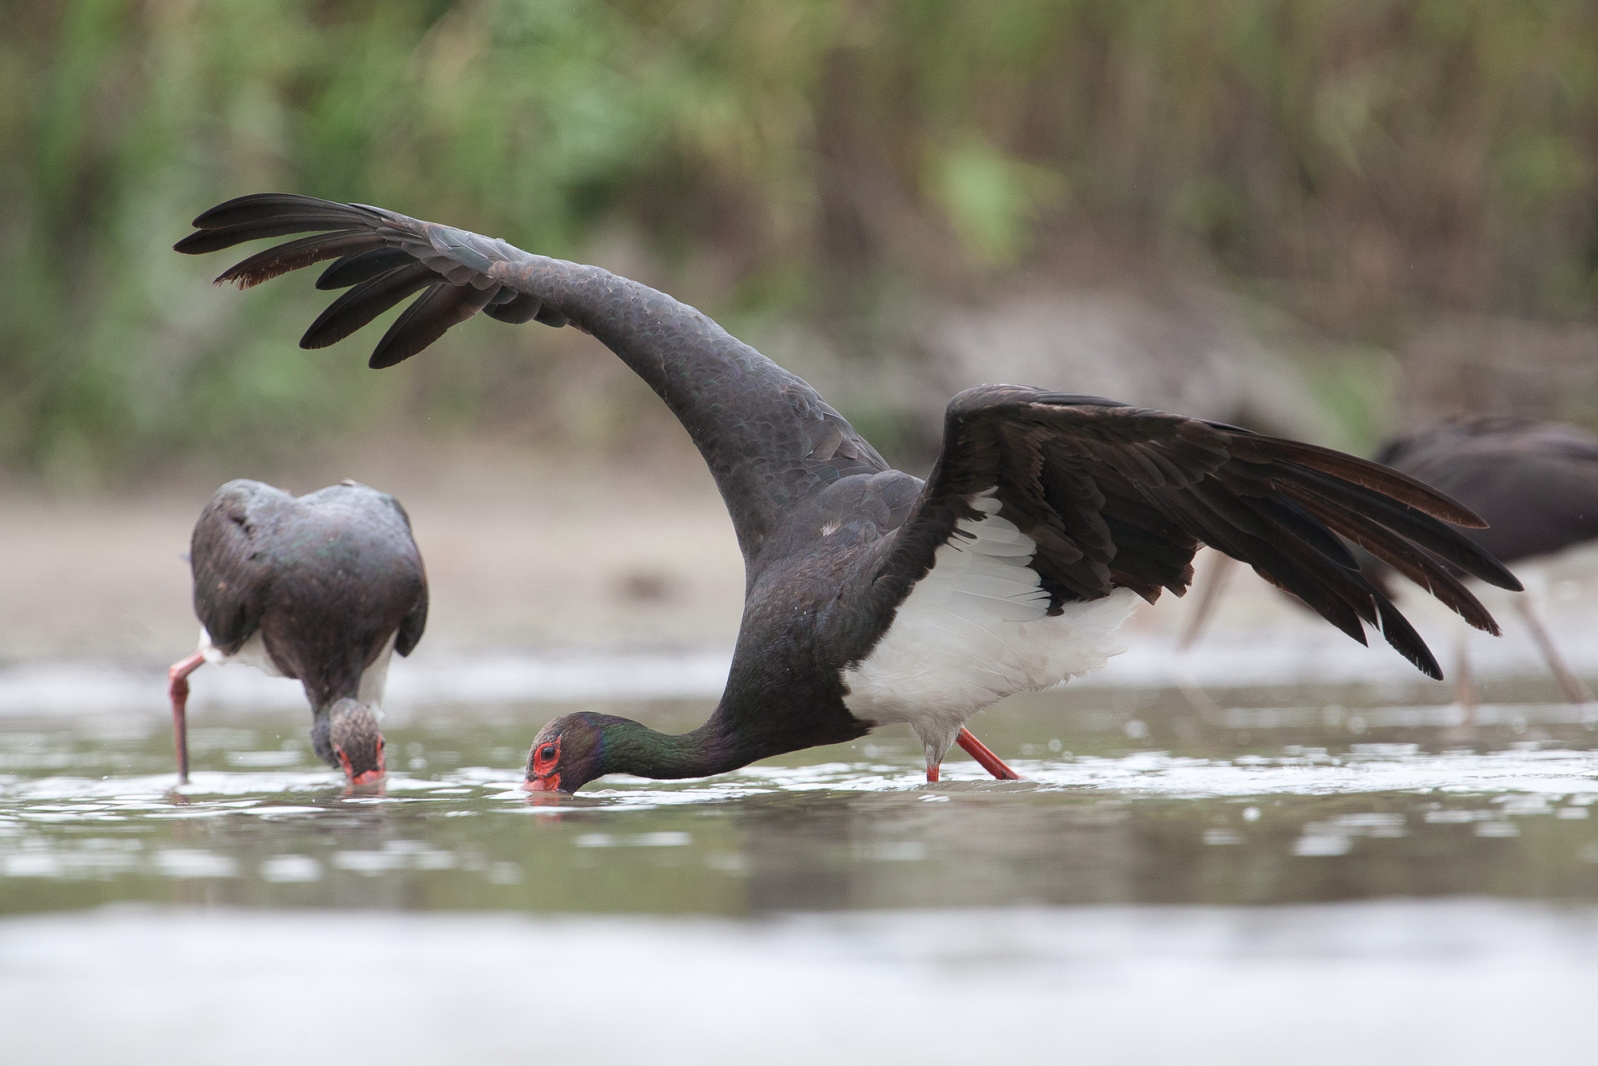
[191,478,428,710]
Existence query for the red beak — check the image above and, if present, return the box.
[521,774,561,792]
[337,747,385,787]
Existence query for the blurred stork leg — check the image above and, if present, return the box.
[1175,552,1236,723]
[1453,631,1478,729]
[1178,551,1237,652]
[167,652,205,784]
[1515,596,1593,705]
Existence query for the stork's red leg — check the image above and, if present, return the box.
[956,728,1022,780]
[168,652,205,784]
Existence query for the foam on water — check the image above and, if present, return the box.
[2,739,1597,819]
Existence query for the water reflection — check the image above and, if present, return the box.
[5,901,1598,1065]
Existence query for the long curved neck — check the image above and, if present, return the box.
[596,717,750,781]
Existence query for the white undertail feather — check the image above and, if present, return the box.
[357,633,397,708]
[197,628,396,709]
[198,628,283,676]
[842,489,1138,768]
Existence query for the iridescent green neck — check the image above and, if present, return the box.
[594,716,746,781]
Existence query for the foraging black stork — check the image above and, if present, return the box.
[167,479,428,785]
[176,194,1518,792]
[1375,417,1598,704]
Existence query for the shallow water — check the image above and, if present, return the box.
[3,685,1598,914]
[4,681,1598,1062]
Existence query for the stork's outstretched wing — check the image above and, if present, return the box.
[871,386,1522,678]
[176,194,886,565]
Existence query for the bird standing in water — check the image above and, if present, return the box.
[168,478,428,785]
[1375,417,1598,706]
[1180,417,1598,709]
[177,194,1517,792]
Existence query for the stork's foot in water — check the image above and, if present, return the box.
[925,728,1023,782]
[167,652,206,784]
[957,728,1022,780]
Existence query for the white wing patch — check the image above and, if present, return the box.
[842,488,1137,766]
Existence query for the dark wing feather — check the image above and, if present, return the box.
[317,247,416,290]
[173,216,357,255]
[365,487,428,657]
[188,193,361,230]
[395,586,428,658]
[189,480,289,655]
[300,262,440,350]
[370,280,501,369]
[179,194,517,361]
[873,386,1522,681]
[483,290,543,324]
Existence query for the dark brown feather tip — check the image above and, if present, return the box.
[215,232,383,290]
[1260,439,1489,528]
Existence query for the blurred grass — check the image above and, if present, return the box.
[4,0,1598,480]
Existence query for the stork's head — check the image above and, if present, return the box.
[328,698,385,785]
[521,713,611,794]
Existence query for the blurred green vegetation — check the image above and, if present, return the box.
[4,0,1598,480]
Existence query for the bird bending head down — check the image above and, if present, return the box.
[522,711,741,794]
[175,193,1524,795]
[521,718,576,793]
[165,477,427,786]
[328,698,385,785]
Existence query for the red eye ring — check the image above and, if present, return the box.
[531,736,562,777]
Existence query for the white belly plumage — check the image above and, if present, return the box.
[197,628,396,708]
[842,489,1138,766]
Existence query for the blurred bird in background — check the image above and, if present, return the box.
[1182,417,1598,709]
